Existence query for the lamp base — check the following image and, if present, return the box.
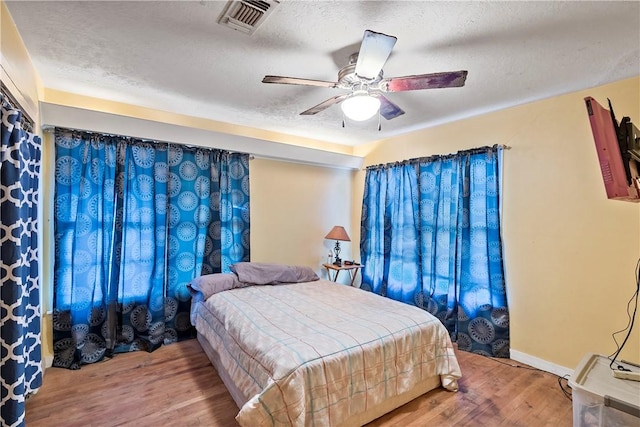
[333,240,343,266]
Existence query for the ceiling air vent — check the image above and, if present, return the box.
[218,0,279,35]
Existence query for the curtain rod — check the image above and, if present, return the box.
[365,144,510,170]
[1,81,35,133]
[44,125,254,159]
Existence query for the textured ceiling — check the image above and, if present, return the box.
[5,1,640,146]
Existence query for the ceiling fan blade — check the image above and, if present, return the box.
[355,30,397,80]
[262,75,339,88]
[384,70,468,92]
[378,95,405,120]
[300,94,350,115]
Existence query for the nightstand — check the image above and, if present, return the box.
[323,263,364,287]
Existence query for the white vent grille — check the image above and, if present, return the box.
[218,0,279,35]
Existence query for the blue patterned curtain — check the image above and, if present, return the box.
[418,156,461,335]
[360,168,388,295]
[202,151,251,274]
[53,129,250,369]
[360,146,509,357]
[360,163,422,302]
[1,98,43,426]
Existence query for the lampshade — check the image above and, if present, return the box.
[340,91,380,121]
[325,226,351,242]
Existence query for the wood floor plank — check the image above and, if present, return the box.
[25,339,573,426]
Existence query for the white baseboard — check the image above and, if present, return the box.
[510,349,574,378]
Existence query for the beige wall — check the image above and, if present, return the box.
[4,0,639,372]
[1,0,54,364]
[42,88,353,156]
[250,158,355,282]
[1,1,41,119]
[353,76,640,370]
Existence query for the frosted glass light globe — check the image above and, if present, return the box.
[341,92,380,121]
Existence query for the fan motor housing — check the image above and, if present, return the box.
[338,53,383,90]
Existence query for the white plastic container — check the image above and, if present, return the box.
[568,353,640,427]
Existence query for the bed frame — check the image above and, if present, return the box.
[197,333,443,426]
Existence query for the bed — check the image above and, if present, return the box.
[188,263,461,427]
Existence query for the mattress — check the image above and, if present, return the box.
[193,279,461,426]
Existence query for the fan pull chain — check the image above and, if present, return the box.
[378,111,382,131]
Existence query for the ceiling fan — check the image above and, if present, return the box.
[262,30,468,124]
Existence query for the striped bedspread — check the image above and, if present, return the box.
[193,280,461,427]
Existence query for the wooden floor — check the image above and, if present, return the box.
[26,339,573,427]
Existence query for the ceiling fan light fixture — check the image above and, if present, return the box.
[341,91,380,121]
[262,30,467,122]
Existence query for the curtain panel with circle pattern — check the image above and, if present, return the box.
[360,146,509,357]
[52,128,250,369]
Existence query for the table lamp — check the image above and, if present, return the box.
[325,226,350,266]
